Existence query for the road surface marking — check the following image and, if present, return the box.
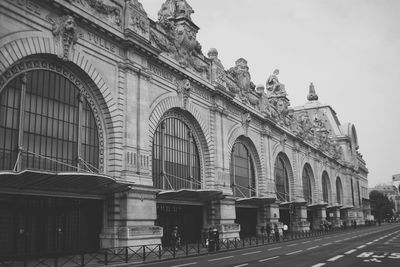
[366,242,373,245]
[315,238,322,241]
[321,242,332,246]
[327,255,344,262]
[233,264,248,267]
[311,263,326,267]
[286,250,303,255]
[307,246,319,250]
[302,241,311,244]
[172,263,197,267]
[287,243,298,246]
[259,256,279,262]
[242,251,261,256]
[343,238,350,240]
[345,249,357,254]
[208,256,234,261]
[357,245,366,249]
[268,246,282,251]
[333,240,342,243]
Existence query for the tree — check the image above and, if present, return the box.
[369,190,394,222]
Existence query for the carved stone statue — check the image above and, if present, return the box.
[227,58,256,102]
[307,82,318,101]
[256,84,271,116]
[266,69,286,96]
[158,0,193,22]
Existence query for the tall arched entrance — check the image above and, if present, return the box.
[152,111,210,245]
[274,152,292,227]
[0,58,124,258]
[302,163,315,229]
[230,140,257,238]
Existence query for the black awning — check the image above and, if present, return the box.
[0,170,133,198]
[157,189,223,202]
[307,202,329,208]
[340,205,355,210]
[236,197,276,206]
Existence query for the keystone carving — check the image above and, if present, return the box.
[52,15,78,61]
[176,78,191,109]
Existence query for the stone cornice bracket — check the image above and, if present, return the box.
[51,15,78,61]
[176,78,191,110]
[241,112,251,136]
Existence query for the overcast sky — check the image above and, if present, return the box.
[142,0,400,187]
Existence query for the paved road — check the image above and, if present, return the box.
[133,224,400,267]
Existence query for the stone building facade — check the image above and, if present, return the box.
[0,0,369,258]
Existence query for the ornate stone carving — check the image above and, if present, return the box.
[266,69,286,96]
[126,0,150,39]
[307,82,318,101]
[150,0,208,78]
[227,58,256,102]
[52,15,78,61]
[256,84,272,117]
[241,112,251,136]
[67,0,121,26]
[176,78,191,109]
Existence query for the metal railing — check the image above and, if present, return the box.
[0,225,373,267]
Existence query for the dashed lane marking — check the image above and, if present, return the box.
[171,263,197,267]
[268,246,282,251]
[357,245,366,249]
[310,263,326,267]
[333,240,342,243]
[242,251,261,256]
[307,246,319,250]
[286,250,303,255]
[344,249,357,255]
[233,264,248,267]
[258,256,279,262]
[208,256,234,262]
[321,242,332,246]
[302,241,311,244]
[327,255,344,262]
[287,243,298,247]
[366,242,373,245]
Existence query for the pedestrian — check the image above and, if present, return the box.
[171,226,180,251]
[274,223,280,242]
[266,223,272,238]
[208,227,219,252]
[283,224,288,240]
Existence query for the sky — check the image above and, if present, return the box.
[142,0,400,187]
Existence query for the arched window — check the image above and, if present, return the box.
[357,180,361,207]
[336,177,343,205]
[302,164,313,204]
[274,154,290,202]
[230,142,256,198]
[152,117,201,190]
[0,71,99,172]
[322,172,330,203]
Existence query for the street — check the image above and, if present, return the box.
[133,224,400,267]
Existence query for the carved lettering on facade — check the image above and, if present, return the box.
[191,86,210,101]
[78,29,118,55]
[148,63,176,83]
[7,0,41,15]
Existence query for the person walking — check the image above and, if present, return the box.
[283,223,288,240]
[274,224,280,242]
[171,226,180,251]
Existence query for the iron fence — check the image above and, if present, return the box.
[0,225,373,267]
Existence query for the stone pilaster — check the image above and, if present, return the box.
[310,204,327,230]
[100,186,162,248]
[207,196,240,239]
[327,206,341,228]
[291,202,310,231]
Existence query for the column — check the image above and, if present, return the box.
[291,203,310,231]
[206,196,240,239]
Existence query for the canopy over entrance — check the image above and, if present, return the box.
[157,189,223,202]
[0,169,133,198]
[236,197,276,206]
